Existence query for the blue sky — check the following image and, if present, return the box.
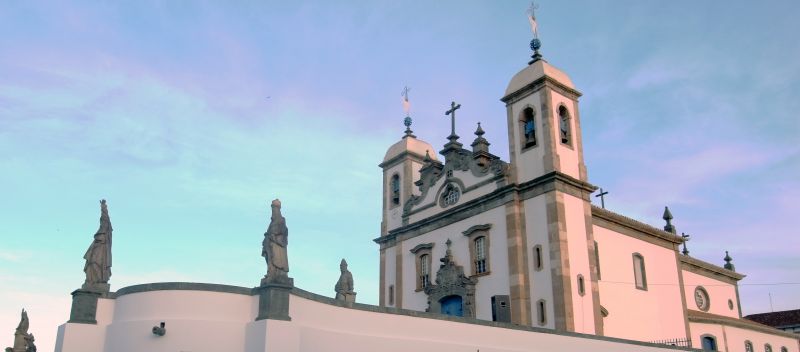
[1,1,798,349]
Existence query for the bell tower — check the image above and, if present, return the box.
[499,5,602,335]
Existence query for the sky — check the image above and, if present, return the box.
[1,1,799,350]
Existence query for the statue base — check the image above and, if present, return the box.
[81,283,110,292]
[68,289,103,324]
[335,292,356,304]
[255,277,293,321]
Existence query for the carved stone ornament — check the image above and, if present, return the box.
[334,259,356,303]
[82,199,112,293]
[424,240,477,318]
[6,309,35,352]
[261,199,291,286]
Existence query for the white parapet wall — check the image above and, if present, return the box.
[53,282,795,352]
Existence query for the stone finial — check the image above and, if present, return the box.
[423,150,432,163]
[471,123,490,152]
[724,251,735,272]
[82,199,113,293]
[334,258,356,303]
[662,206,676,234]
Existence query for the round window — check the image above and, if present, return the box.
[694,286,710,311]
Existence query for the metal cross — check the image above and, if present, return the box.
[681,233,691,256]
[445,101,461,139]
[595,188,609,209]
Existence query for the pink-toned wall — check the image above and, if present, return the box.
[562,194,596,334]
[689,322,799,352]
[682,270,740,318]
[593,225,687,341]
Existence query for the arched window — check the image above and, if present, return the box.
[558,105,572,145]
[536,299,547,326]
[390,174,400,206]
[632,253,647,290]
[521,107,537,148]
[780,346,788,352]
[744,341,753,352]
[388,285,395,306]
[475,236,487,274]
[765,344,773,352]
[420,254,431,289]
[700,335,717,351]
[577,274,585,296]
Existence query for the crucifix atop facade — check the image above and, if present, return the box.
[595,188,609,209]
[445,101,461,142]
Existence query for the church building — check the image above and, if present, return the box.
[50,11,798,352]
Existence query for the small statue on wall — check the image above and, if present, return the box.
[262,199,290,284]
[83,199,113,292]
[334,259,356,303]
[5,309,35,352]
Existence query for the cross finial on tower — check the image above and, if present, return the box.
[401,86,415,138]
[527,2,544,64]
[445,101,461,142]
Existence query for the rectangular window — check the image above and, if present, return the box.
[475,237,487,274]
[537,300,547,326]
[533,245,543,271]
[633,253,647,290]
[594,241,601,280]
[388,285,395,305]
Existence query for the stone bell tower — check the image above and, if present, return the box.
[499,10,602,334]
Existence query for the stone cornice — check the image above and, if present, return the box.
[688,310,798,339]
[591,206,684,245]
[379,150,428,169]
[409,242,434,254]
[680,255,745,283]
[501,76,582,105]
[376,171,596,247]
[462,224,492,236]
[112,282,255,298]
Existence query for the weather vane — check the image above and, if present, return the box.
[401,86,415,137]
[527,2,543,64]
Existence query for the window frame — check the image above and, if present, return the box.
[410,243,434,292]
[765,344,773,352]
[632,253,648,291]
[533,244,544,271]
[464,224,492,277]
[744,340,754,352]
[577,274,586,296]
[536,299,547,326]
[700,334,718,351]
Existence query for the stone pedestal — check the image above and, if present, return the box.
[255,277,293,321]
[68,289,103,324]
[335,292,356,304]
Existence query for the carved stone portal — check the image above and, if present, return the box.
[425,239,477,318]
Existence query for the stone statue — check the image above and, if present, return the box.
[262,199,289,284]
[83,199,113,292]
[5,309,34,352]
[334,259,356,303]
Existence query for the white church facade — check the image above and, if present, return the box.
[49,16,798,352]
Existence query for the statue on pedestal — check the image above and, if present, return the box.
[334,259,356,303]
[262,199,290,285]
[83,199,112,292]
[5,309,35,352]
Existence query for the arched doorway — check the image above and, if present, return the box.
[440,295,463,317]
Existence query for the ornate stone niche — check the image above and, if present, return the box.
[424,239,477,318]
